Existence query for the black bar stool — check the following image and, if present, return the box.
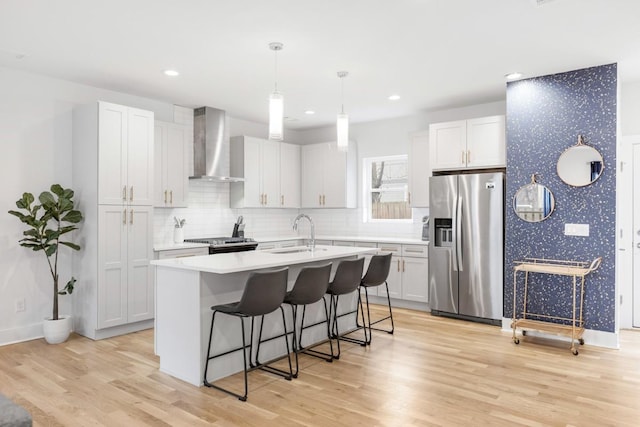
[359,253,394,344]
[203,267,292,401]
[326,257,366,359]
[281,263,333,377]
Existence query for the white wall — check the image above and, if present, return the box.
[0,67,175,345]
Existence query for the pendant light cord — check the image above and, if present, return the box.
[274,48,278,92]
[341,76,345,114]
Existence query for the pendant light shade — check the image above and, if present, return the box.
[336,71,349,151]
[268,42,284,141]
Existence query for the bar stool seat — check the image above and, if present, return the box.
[203,267,292,401]
[326,257,366,359]
[360,253,394,344]
[281,262,333,377]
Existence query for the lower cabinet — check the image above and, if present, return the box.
[155,247,209,259]
[98,205,154,329]
[257,239,302,250]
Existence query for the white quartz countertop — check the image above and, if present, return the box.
[150,244,378,274]
[255,235,428,245]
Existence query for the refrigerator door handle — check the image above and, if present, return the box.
[451,195,459,272]
[456,195,463,271]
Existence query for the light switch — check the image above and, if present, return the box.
[564,223,589,237]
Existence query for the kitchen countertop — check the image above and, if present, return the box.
[150,244,377,274]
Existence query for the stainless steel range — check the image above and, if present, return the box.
[183,237,258,254]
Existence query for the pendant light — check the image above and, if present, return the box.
[336,71,349,151]
[268,42,284,141]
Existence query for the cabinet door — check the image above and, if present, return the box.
[379,255,403,299]
[280,143,300,208]
[98,102,128,205]
[409,131,430,207]
[401,257,429,303]
[429,120,466,171]
[323,143,347,207]
[127,206,154,323]
[466,115,506,168]
[243,137,263,207]
[98,206,128,329]
[154,122,168,206]
[261,139,281,207]
[301,143,326,207]
[165,123,189,207]
[127,107,154,206]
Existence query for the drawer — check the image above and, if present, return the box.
[333,240,355,247]
[315,239,333,246]
[156,247,209,259]
[401,244,428,258]
[376,243,401,255]
[355,242,377,248]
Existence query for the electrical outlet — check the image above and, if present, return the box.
[564,223,590,237]
[15,298,25,312]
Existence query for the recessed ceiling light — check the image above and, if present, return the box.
[388,95,401,101]
[164,69,180,77]
[505,72,523,80]
[304,110,315,115]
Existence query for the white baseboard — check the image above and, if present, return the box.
[0,322,46,346]
[501,317,619,349]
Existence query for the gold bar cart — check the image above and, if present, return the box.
[511,257,602,355]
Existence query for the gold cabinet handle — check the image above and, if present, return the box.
[170,190,173,204]
[322,194,326,205]
[129,186,134,202]
[408,192,411,205]
[467,150,471,164]
[122,209,126,225]
[402,260,405,272]
[397,259,400,272]
[281,195,284,206]
[319,194,322,206]
[461,151,465,164]
[265,194,268,205]
[123,186,127,201]
[164,190,168,204]
[130,209,133,225]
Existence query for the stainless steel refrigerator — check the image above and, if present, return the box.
[428,172,504,324]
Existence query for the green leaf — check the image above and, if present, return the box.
[45,244,57,257]
[62,210,82,223]
[58,277,76,295]
[58,225,78,235]
[8,210,27,221]
[39,191,55,207]
[59,241,81,251]
[58,197,73,212]
[50,184,64,196]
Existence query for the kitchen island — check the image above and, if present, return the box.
[151,245,377,386]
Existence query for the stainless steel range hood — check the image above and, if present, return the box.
[190,106,243,182]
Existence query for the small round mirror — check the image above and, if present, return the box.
[513,182,555,223]
[557,137,604,187]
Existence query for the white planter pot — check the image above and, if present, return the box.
[43,315,72,344]
[174,227,184,243]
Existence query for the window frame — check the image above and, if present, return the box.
[362,154,412,224]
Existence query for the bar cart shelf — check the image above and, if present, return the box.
[511,257,601,355]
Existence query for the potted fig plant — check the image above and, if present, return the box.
[8,184,83,344]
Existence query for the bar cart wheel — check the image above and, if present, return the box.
[522,330,527,336]
[579,338,584,345]
[572,348,579,356]
[513,337,520,345]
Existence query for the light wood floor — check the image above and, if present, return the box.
[1,306,640,426]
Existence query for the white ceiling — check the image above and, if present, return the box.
[1,0,639,130]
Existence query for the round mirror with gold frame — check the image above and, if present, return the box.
[513,175,555,223]
[557,135,604,187]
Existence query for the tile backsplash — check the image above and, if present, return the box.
[154,180,427,244]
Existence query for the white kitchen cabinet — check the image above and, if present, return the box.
[376,243,428,303]
[98,205,154,329]
[72,101,156,340]
[301,141,357,208]
[155,247,209,260]
[429,115,505,171]
[154,121,189,207]
[409,131,430,207]
[376,244,403,299]
[230,136,281,208]
[98,102,154,206]
[280,142,300,208]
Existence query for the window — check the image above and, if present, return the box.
[363,155,411,222]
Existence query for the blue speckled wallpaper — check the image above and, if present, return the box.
[505,64,617,332]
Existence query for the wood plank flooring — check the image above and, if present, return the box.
[1,306,640,426]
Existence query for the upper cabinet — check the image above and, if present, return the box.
[154,121,189,208]
[98,102,154,206]
[280,142,300,208]
[230,136,300,208]
[301,141,357,208]
[408,131,430,207]
[429,115,505,171]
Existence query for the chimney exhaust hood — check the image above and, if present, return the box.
[190,106,243,182]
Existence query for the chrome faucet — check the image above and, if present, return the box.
[293,213,315,250]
